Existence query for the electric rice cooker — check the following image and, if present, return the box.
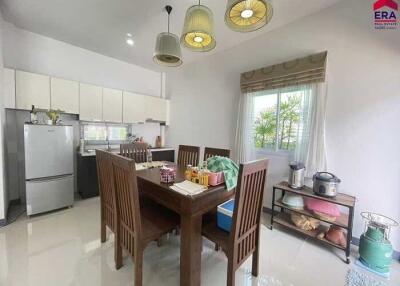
[313,172,341,198]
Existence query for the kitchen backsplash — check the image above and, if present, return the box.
[130,122,161,147]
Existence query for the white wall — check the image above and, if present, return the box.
[166,57,239,157]
[2,21,162,97]
[166,0,400,250]
[0,12,7,221]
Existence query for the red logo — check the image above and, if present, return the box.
[374,0,398,10]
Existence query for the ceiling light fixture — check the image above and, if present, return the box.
[126,38,135,46]
[181,0,216,52]
[153,5,183,67]
[194,36,204,43]
[125,33,134,46]
[241,9,254,18]
[225,0,273,33]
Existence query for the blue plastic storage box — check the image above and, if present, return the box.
[217,199,235,232]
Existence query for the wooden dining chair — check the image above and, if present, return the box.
[204,147,231,161]
[95,149,115,243]
[202,147,231,231]
[120,143,149,163]
[202,159,269,286]
[111,153,179,286]
[177,145,200,167]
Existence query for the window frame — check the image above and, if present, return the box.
[81,122,129,145]
[253,86,308,154]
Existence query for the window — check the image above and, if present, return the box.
[83,125,107,141]
[253,87,309,152]
[82,124,128,144]
[107,126,128,141]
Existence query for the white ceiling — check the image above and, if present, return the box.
[0,0,343,71]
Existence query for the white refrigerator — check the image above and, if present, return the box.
[24,124,74,216]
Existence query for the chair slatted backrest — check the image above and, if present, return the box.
[111,154,142,256]
[177,145,200,167]
[120,143,149,163]
[230,159,268,268]
[96,149,115,231]
[204,147,231,161]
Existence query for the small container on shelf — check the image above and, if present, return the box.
[30,105,38,124]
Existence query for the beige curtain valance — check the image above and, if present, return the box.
[240,51,327,93]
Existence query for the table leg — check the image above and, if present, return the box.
[180,214,202,286]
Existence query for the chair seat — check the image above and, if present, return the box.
[141,203,179,244]
[202,218,230,253]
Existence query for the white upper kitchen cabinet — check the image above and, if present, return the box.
[3,68,16,109]
[16,70,50,110]
[79,83,103,121]
[50,77,79,114]
[145,96,169,123]
[103,87,123,123]
[123,91,147,123]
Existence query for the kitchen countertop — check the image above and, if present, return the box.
[79,147,175,157]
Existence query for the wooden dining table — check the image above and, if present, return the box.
[136,164,234,286]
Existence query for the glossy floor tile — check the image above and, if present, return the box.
[0,197,399,286]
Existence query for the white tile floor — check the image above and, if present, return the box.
[0,197,399,286]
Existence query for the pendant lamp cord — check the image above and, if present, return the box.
[165,5,172,34]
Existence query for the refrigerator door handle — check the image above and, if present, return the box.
[26,174,74,183]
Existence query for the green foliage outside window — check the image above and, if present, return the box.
[254,94,302,151]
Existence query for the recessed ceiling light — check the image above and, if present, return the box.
[241,9,254,19]
[126,33,132,37]
[126,38,135,46]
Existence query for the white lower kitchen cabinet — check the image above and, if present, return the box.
[79,83,103,121]
[51,77,79,114]
[16,70,50,110]
[3,68,16,109]
[123,91,147,123]
[103,87,123,123]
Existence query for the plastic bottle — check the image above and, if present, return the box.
[185,165,192,181]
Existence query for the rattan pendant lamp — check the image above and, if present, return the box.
[225,0,273,32]
[153,5,182,67]
[181,0,216,52]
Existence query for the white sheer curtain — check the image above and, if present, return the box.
[235,83,328,175]
[293,83,328,177]
[234,92,255,163]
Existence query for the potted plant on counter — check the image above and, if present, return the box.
[46,109,62,125]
